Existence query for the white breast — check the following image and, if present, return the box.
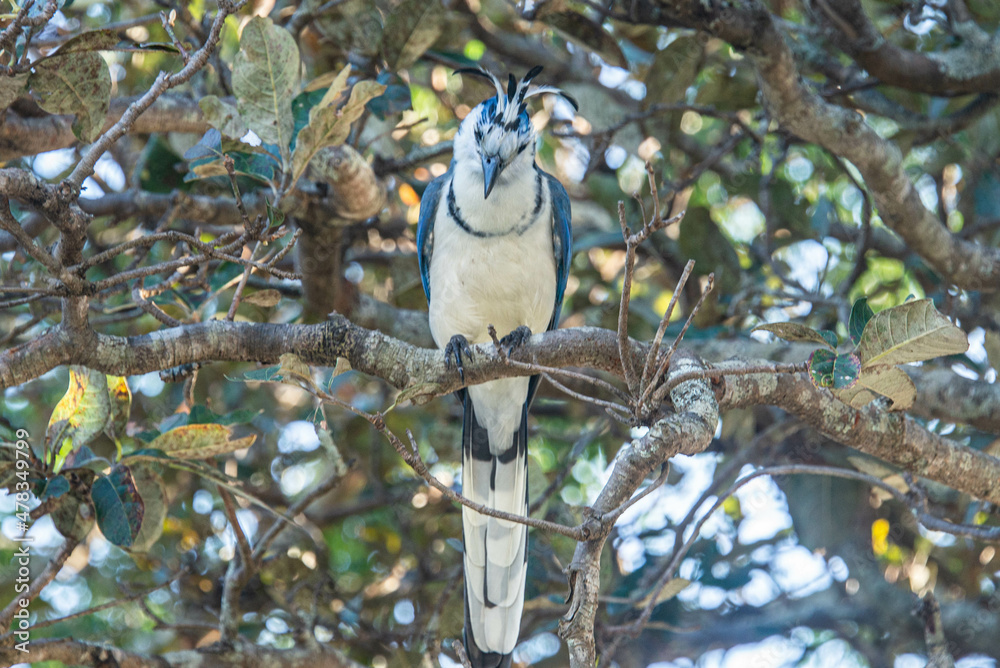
[427,173,557,348]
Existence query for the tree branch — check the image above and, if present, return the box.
[624,0,1000,291]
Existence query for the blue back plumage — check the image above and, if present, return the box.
[543,168,573,331]
[416,163,451,301]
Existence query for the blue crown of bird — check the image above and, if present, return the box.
[455,65,578,197]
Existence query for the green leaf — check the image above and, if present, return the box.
[848,297,874,346]
[47,367,111,473]
[40,475,70,501]
[125,464,167,553]
[0,71,29,111]
[63,444,107,470]
[855,299,969,368]
[265,197,285,227]
[183,128,225,161]
[834,365,916,410]
[818,330,839,350]
[199,95,249,140]
[809,350,861,390]
[121,447,171,460]
[232,16,299,152]
[752,322,836,350]
[290,78,385,183]
[147,424,256,460]
[380,0,445,70]
[30,52,111,142]
[366,71,412,119]
[91,465,144,548]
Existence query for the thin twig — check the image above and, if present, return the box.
[253,469,351,562]
[0,570,186,640]
[612,463,1000,645]
[64,0,248,190]
[132,280,182,327]
[646,273,715,408]
[600,463,670,526]
[639,259,695,400]
[0,537,79,629]
[226,241,262,320]
[0,196,62,273]
[160,10,189,63]
[452,639,474,668]
[219,486,254,572]
[617,202,639,394]
[542,373,631,422]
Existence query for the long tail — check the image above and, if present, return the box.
[461,390,529,668]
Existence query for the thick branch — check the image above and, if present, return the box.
[814,0,1000,96]
[0,94,209,162]
[630,0,1000,290]
[721,368,1000,503]
[0,638,363,668]
[560,353,718,665]
[1,319,997,503]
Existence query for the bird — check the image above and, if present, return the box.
[416,66,575,668]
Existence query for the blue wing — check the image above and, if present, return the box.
[416,163,453,303]
[541,169,573,332]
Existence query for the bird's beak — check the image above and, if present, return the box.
[482,154,501,199]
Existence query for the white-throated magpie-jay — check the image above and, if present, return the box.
[416,66,575,667]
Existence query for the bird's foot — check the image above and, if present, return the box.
[445,334,474,383]
[500,325,532,356]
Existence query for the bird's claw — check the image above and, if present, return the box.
[445,334,474,383]
[500,325,532,356]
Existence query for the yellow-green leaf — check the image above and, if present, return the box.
[752,322,836,350]
[834,365,916,410]
[856,299,969,368]
[242,288,282,307]
[290,80,385,183]
[30,51,111,142]
[278,352,314,387]
[635,577,691,608]
[199,95,248,139]
[105,375,131,454]
[148,424,256,460]
[126,464,167,553]
[310,65,352,122]
[47,367,111,473]
[0,71,29,111]
[232,16,299,151]
[984,330,1000,372]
